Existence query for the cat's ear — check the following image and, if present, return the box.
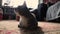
[22,1,27,7]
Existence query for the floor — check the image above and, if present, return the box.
[0,20,60,34]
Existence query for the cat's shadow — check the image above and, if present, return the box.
[19,27,44,34]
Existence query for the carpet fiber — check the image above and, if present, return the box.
[0,20,60,34]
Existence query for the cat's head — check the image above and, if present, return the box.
[14,1,30,16]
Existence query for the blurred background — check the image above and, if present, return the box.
[0,0,60,22]
[0,0,43,21]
